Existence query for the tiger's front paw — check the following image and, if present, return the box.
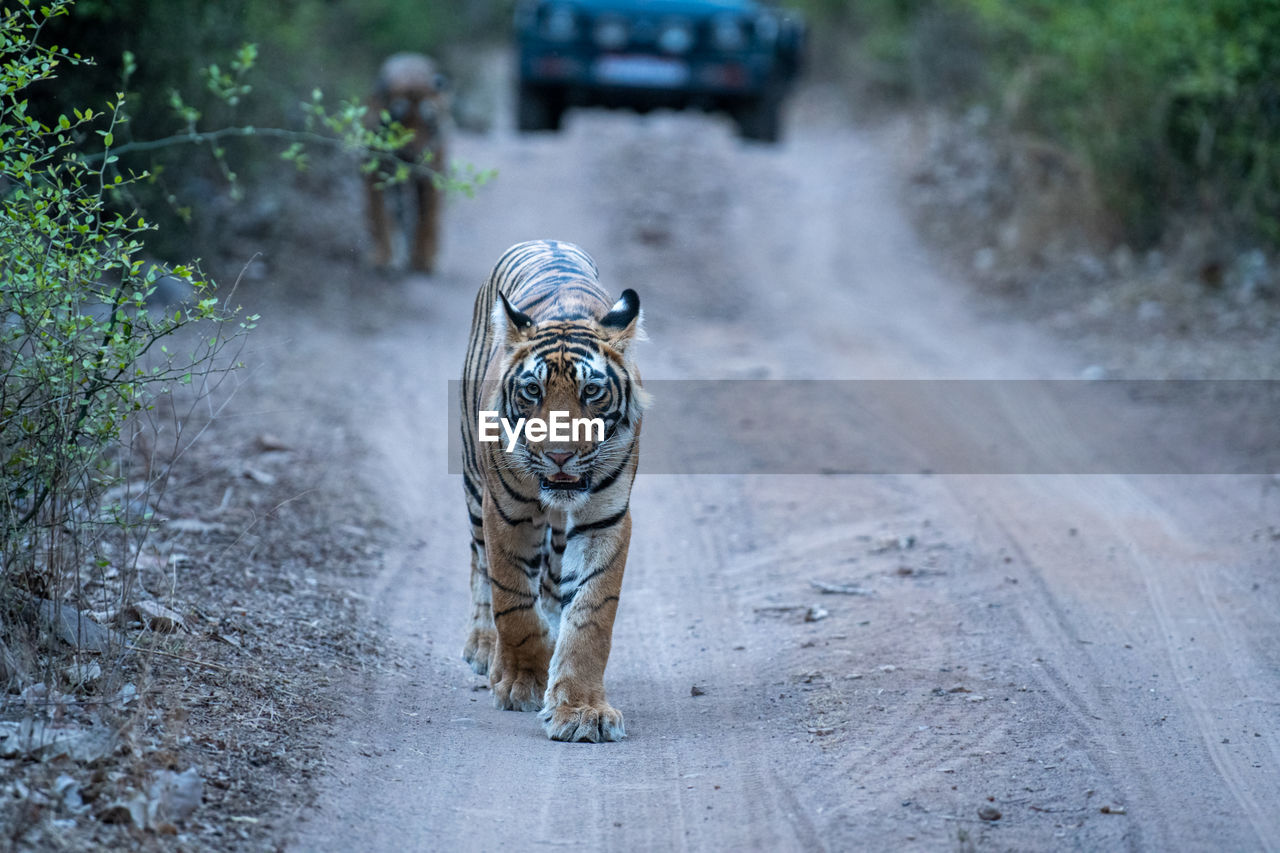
[462,627,496,676]
[491,666,546,712]
[369,245,392,270]
[408,252,436,275]
[538,701,626,743]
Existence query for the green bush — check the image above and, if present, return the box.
[961,0,1280,243]
[1,2,250,623]
[791,0,1280,245]
[2,0,493,676]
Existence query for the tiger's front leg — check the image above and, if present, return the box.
[539,511,631,742]
[408,171,440,274]
[483,491,553,712]
[364,173,394,269]
[462,538,496,676]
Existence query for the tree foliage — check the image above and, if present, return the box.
[789,0,1280,245]
[964,0,1280,243]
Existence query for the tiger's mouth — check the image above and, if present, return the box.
[540,473,591,492]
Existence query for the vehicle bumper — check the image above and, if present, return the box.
[520,48,776,106]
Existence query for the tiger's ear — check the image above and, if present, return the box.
[492,291,536,346]
[599,289,645,351]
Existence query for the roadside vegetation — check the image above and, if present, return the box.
[1,0,247,694]
[790,0,1280,250]
[1,1,501,846]
[27,0,510,257]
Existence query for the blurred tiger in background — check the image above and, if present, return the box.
[364,53,448,273]
[460,240,648,742]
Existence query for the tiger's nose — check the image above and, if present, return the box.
[546,450,573,468]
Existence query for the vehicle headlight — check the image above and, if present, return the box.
[593,16,629,50]
[710,15,746,51]
[541,4,579,42]
[657,18,694,54]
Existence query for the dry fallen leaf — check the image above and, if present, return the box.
[131,600,187,633]
[148,767,203,825]
[256,433,292,452]
[167,518,225,535]
[804,605,829,622]
[242,466,277,485]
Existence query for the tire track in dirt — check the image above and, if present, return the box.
[949,472,1280,850]
[288,110,842,852]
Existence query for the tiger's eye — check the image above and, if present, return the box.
[583,383,601,398]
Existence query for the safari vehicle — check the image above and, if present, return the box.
[514,0,805,142]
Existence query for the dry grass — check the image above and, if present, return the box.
[0,367,387,849]
[906,108,1280,379]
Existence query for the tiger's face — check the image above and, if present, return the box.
[490,291,646,509]
[369,53,449,160]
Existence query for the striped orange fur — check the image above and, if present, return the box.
[460,240,648,742]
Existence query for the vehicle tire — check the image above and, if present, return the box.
[735,93,782,143]
[517,84,564,133]
[778,17,808,78]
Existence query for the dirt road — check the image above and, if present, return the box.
[249,88,1280,850]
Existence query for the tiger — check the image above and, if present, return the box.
[460,240,648,742]
[364,53,449,273]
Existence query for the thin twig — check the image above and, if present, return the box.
[809,580,875,596]
[78,126,442,179]
[124,644,231,671]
